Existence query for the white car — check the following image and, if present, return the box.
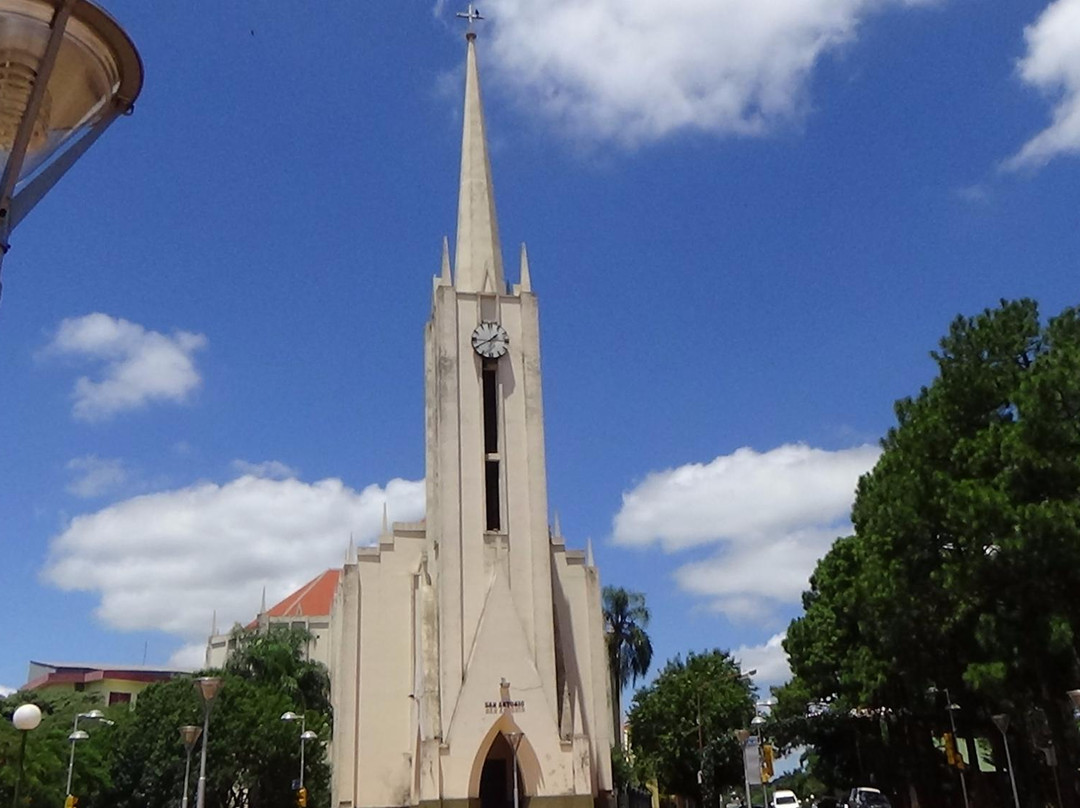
[772,790,801,808]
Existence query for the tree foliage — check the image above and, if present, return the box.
[2,627,332,808]
[107,626,331,808]
[627,650,755,803]
[603,586,653,750]
[781,299,1080,806]
[0,691,119,808]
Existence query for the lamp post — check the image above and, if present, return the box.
[11,703,42,808]
[928,687,969,808]
[735,729,752,808]
[504,731,524,808]
[751,715,768,808]
[194,676,224,808]
[0,0,143,301]
[281,711,318,793]
[992,714,1021,808]
[179,725,202,808]
[65,709,113,800]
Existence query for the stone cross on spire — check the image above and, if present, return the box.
[455,4,484,39]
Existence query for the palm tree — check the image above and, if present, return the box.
[603,586,653,750]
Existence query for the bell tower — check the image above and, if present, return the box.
[424,25,558,731]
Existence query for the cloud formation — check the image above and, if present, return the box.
[479,0,930,144]
[733,632,792,690]
[45,313,207,421]
[43,475,425,647]
[1006,0,1080,170]
[231,459,299,480]
[613,443,879,622]
[66,455,129,499]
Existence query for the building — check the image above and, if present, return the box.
[24,660,185,706]
[205,568,339,670]
[328,29,612,808]
[204,27,614,808]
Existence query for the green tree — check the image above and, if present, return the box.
[627,650,755,803]
[106,626,331,808]
[603,586,653,751]
[0,691,118,808]
[783,299,1080,807]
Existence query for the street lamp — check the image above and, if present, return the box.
[194,676,224,808]
[179,725,202,808]
[0,0,143,300]
[927,687,969,808]
[991,714,1021,808]
[735,729,752,808]
[11,703,42,808]
[503,731,524,808]
[282,710,318,797]
[751,715,768,808]
[65,709,113,801]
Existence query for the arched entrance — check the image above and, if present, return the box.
[478,732,526,808]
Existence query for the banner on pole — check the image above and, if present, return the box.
[744,736,762,786]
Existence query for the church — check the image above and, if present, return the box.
[208,21,614,808]
[328,23,613,808]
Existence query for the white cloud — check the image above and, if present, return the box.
[66,455,128,499]
[45,313,207,421]
[231,459,299,480]
[474,0,931,145]
[167,643,206,671]
[0,684,15,697]
[1005,0,1080,170]
[733,632,791,689]
[42,475,425,645]
[613,443,879,622]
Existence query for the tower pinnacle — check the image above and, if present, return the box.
[453,20,504,294]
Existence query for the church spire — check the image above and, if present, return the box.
[453,25,504,294]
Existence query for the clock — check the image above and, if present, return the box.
[472,321,509,359]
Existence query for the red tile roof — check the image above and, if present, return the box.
[256,569,341,624]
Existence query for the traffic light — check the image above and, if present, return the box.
[941,730,959,769]
[64,795,78,808]
[761,744,774,781]
[296,787,308,808]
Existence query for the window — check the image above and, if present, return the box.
[108,691,132,706]
[485,461,501,531]
[482,361,498,454]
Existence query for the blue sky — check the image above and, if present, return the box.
[2,0,1079,701]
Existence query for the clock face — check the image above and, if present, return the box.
[472,321,509,359]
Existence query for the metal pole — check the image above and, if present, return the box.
[1000,730,1021,808]
[300,728,306,791]
[944,691,970,808]
[196,703,211,808]
[182,744,194,808]
[512,741,520,808]
[65,723,78,796]
[12,731,28,808]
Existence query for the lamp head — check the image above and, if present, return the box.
[179,724,202,749]
[751,715,765,726]
[12,703,42,731]
[80,709,105,720]
[194,676,223,704]
[300,730,318,741]
[281,711,301,722]
[68,729,90,741]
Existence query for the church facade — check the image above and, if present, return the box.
[327,28,613,808]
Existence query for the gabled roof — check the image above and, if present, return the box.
[249,569,340,627]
